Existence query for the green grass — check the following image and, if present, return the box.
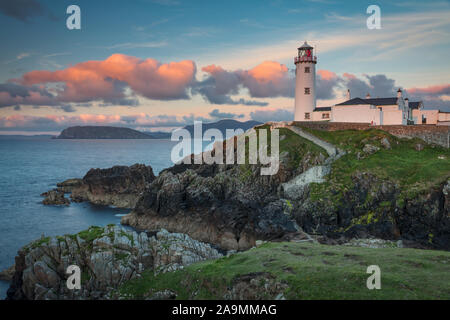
[30,236,51,249]
[76,226,104,243]
[295,127,450,201]
[118,241,450,300]
[253,125,327,169]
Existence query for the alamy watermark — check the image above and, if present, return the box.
[66,265,81,290]
[366,265,381,290]
[367,5,381,29]
[66,5,81,30]
[170,121,280,176]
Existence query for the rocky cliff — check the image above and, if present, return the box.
[122,126,450,250]
[42,164,155,208]
[6,226,222,300]
[122,129,324,250]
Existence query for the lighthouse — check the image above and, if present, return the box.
[294,42,317,121]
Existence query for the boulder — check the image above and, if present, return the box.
[0,265,15,281]
[41,189,70,206]
[363,144,380,154]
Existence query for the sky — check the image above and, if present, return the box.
[0,0,449,134]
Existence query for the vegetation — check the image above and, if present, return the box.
[295,127,450,203]
[77,226,104,243]
[251,125,327,169]
[118,241,450,300]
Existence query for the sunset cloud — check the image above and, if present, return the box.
[407,84,450,96]
[17,54,197,103]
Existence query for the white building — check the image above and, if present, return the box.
[293,42,450,126]
[294,42,317,121]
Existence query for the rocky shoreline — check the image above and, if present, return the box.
[6,124,449,300]
[40,126,450,251]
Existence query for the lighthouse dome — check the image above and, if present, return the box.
[298,41,313,50]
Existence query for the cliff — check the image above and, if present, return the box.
[122,125,450,250]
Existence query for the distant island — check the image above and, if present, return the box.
[56,120,262,139]
[56,126,170,139]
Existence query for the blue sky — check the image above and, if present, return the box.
[0,0,449,133]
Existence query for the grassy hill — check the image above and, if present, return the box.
[118,241,450,300]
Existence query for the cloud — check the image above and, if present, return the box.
[0,54,197,107]
[16,53,31,60]
[239,61,293,98]
[343,73,397,98]
[194,64,269,106]
[0,112,223,132]
[105,41,168,50]
[209,109,244,120]
[0,83,57,107]
[58,105,76,113]
[405,84,450,111]
[407,84,450,97]
[250,108,294,122]
[317,70,341,100]
[194,61,292,105]
[0,0,54,22]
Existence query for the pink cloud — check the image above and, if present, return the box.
[343,72,357,80]
[15,54,196,103]
[238,61,292,98]
[407,84,450,96]
[317,70,337,81]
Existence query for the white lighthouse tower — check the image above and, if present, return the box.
[294,42,317,121]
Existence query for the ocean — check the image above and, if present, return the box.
[0,137,183,299]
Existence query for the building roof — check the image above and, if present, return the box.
[365,97,398,106]
[409,102,421,109]
[313,106,331,111]
[298,41,313,50]
[335,97,421,107]
[335,98,370,106]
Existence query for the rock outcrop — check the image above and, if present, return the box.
[0,265,15,281]
[7,226,222,300]
[70,164,155,209]
[42,164,156,209]
[41,189,70,206]
[293,174,450,250]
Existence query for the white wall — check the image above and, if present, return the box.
[294,61,316,121]
[438,112,450,123]
[312,111,331,121]
[413,109,439,124]
[382,109,404,125]
[331,105,380,124]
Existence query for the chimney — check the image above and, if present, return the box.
[397,88,402,98]
[404,98,409,108]
[366,93,371,99]
[346,89,350,100]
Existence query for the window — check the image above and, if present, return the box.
[304,87,310,94]
[305,113,310,120]
[322,113,330,119]
[305,67,310,73]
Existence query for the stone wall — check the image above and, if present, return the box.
[290,121,450,148]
